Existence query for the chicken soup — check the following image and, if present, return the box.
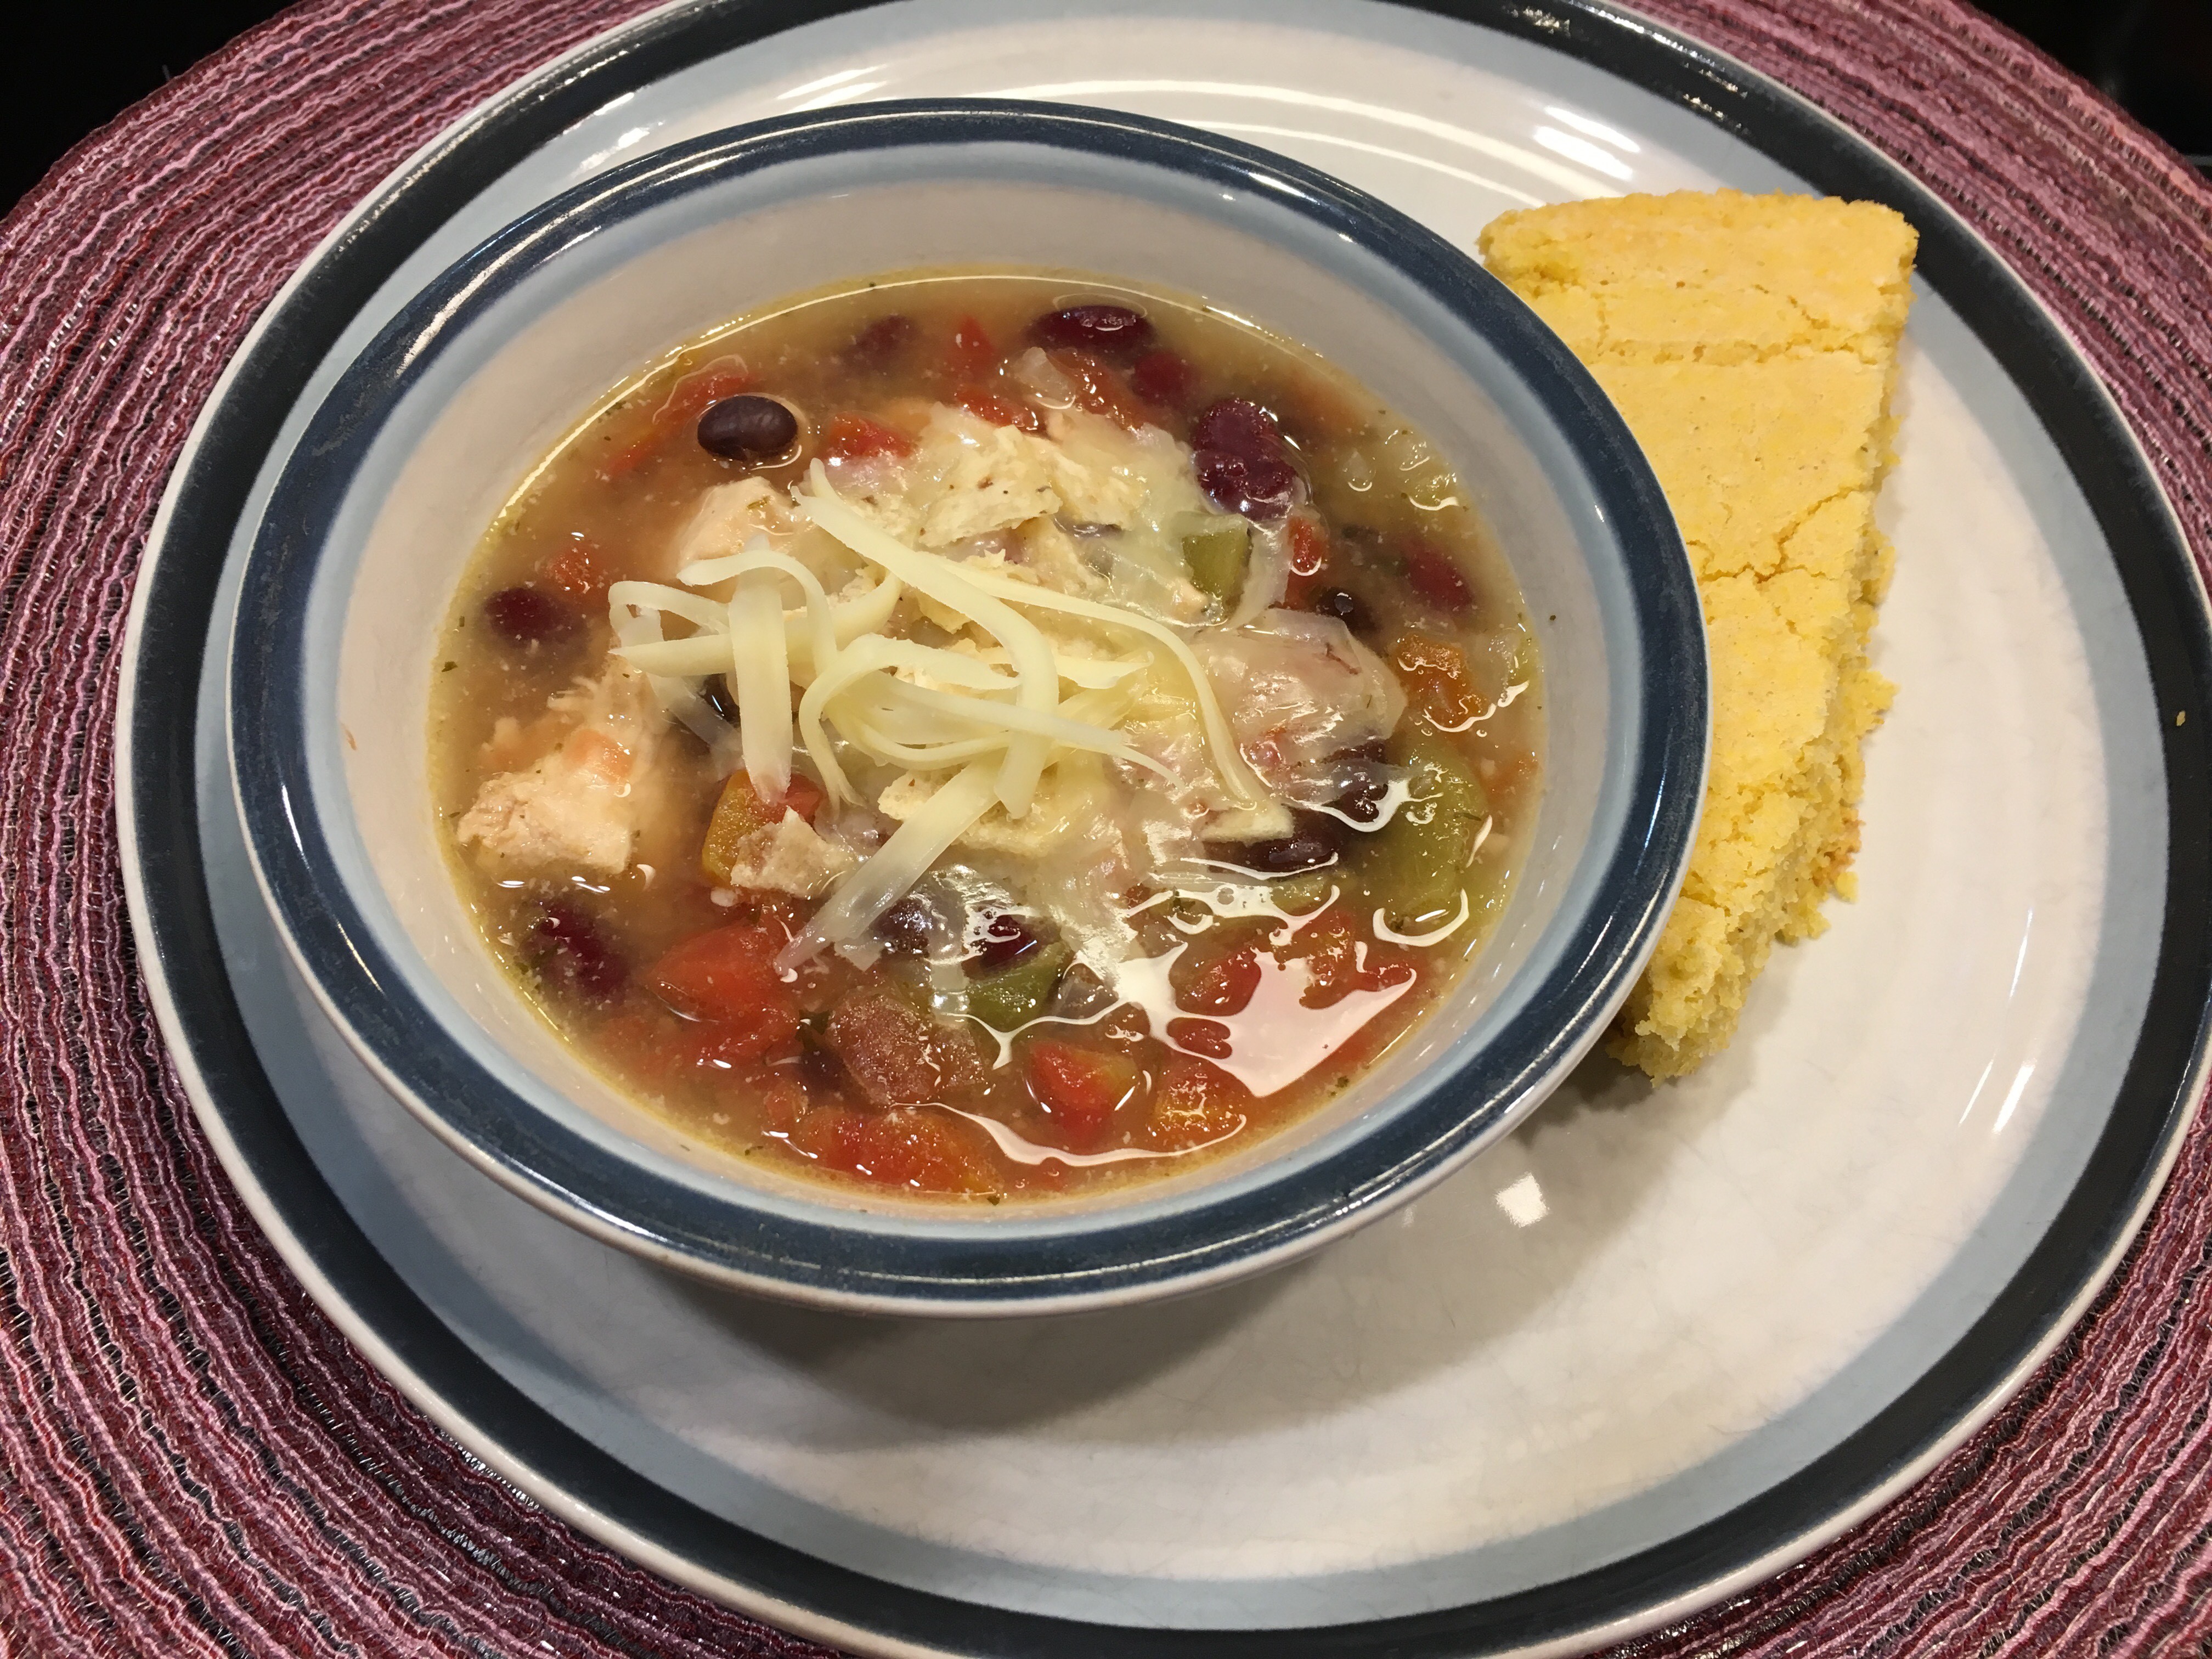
[431,269,1542,1201]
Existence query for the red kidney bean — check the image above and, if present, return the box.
[483,585,580,647]
[973,912,1042,972]
[1195,450,1299,521]
[1029,304,1155,358]
[532,900,626,1002]
[1190,397,1284,461]
[873,896,933,956]
[697,393,799,460]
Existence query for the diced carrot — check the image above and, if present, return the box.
[700,770,822,885]
[601,362,754,479]
[644,923,800,1056]
[1282,514,1331,608]
[1389,632,1482,731]
[820,411,916,461]
[789,1104,995,1193]
[952,383,1043,433]
[1022,1040,1139,1150]
[1148,1053,1250,1149]
[540,535,609,600]
[944,314,997,380]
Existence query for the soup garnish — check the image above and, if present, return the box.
[432,269,1541,1200]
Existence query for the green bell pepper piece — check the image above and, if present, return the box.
[965,941,1074,1031]
[1180,517,1250,610]
[1355,731,1492,933]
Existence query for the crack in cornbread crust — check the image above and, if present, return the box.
[1480,190,1917,1079]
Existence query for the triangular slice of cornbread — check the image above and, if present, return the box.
[1480,190,1917,1079]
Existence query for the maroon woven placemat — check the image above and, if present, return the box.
[4,1,2210,1654]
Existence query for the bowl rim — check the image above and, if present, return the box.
[226,97,1707,1315]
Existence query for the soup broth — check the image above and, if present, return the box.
[431,268,1542,1201]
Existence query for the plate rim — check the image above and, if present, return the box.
[112,0,2212,1654]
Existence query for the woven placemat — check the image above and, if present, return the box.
[3,1,2209,1653]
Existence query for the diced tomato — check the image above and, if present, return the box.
[1044,349,1148,428]
[1403,534,1474,612]
[644,923,800,1058]
[1148,1053,1250,1150]
[601,360,755,479]
[789,1104,995,1193]
[1130,348,1195,408]
[820,411,916,462]
[1389,632,1482,731]
[944,314,997,380]
[1171,938,1262,1016]
[952,383,1043,433]
[1022,1040,1139,1150]
[540,535,608,601]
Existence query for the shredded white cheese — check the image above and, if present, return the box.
[605,403,1293,963]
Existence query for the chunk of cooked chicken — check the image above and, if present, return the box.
[457,661,667,876]
[1195,610,1406,789]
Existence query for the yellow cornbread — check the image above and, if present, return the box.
[1479,190,1917,1079]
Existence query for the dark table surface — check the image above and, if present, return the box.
[5,0,2209,213]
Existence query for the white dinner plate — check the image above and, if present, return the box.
[117,2,2212,1655]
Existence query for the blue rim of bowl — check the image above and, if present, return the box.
[225,99,1706,1312]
